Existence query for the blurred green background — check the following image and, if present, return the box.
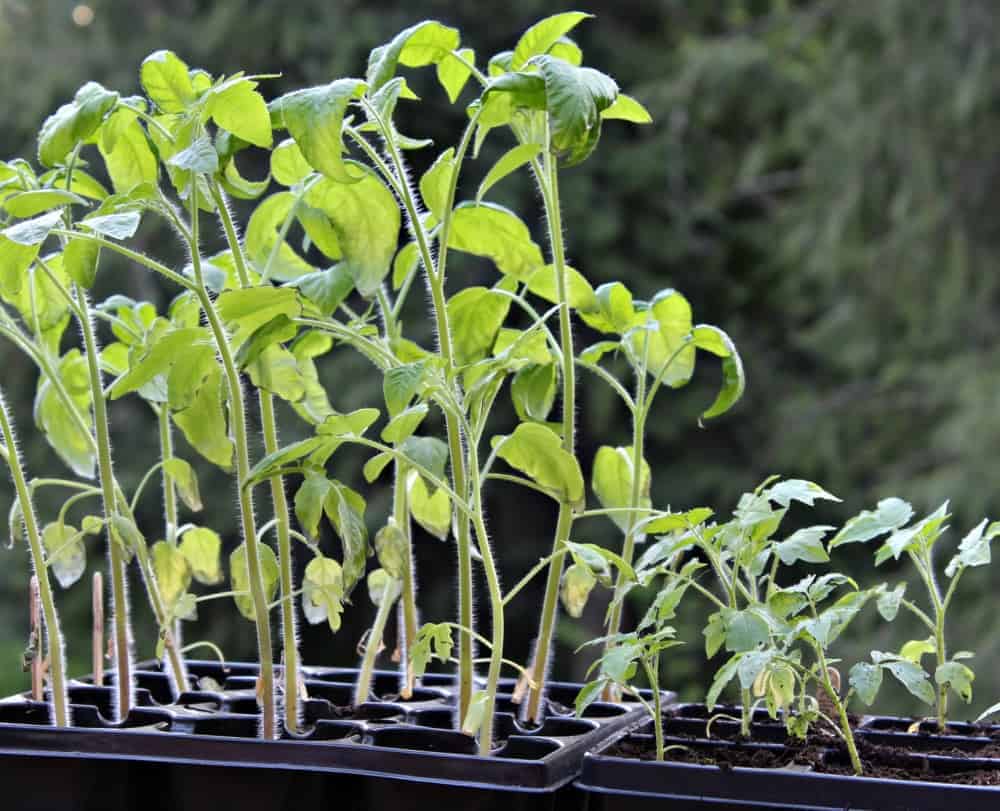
[1,0,999,720]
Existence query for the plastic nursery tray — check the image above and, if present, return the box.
[575,704,1000,811]
[0,660,650,811]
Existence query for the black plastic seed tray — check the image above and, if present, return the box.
[0,660,651,811]
[575,706,1000,811]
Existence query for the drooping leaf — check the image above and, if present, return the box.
[419,148,455,222]
[269,80,366,184]
[245,192,315,281]
[591,445,651,532]
[724,609,770,652]
[383,362,427,418]
[179,526,223,585]
[173,366,233,470]
[151,541,192,609]
[216,286,302,349]
[34,349,95,478]
[436,48,476,103]
[476,143,542,203]
[302,554,344,632]
[38,81,119,167]
[492,422,584,508]
[98,108,159,194]
[849,661,883,706]
[305,169,401,297]
[367,21,460,92]
[42,522,86,588]
[884,659,936,705]
[447,286,512,365]
[163,457,202,512]
[447,202,545,279]
[407,470,450,540]
[270,138,314,186]
[323,481,369,596]
[935,661,975,703]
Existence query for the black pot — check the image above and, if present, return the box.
[575,707,1000,810]
[0,660,648,811]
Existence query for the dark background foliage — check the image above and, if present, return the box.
[1,0,998,717]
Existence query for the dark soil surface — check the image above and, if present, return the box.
[608,732,1000,785]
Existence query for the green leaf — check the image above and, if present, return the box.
[692,325,746,420]
[580,282,635,334]
[640,507,714,535]
[244,192,314,281]
[286,266,354,317]
[774,526,834,565]
[152,541,192,609]
[512,12,593,70]
[367,567,401,607]
[4,189,88,218]
[447,286,512,365]
[110,327,209,399]
[363,451,394,483]
[318,408,381,438]
[767,479,840,508]
[270,79,366,184]
[936,661,975,703]
[179,527,222,585]
[704,612,726,658]
[173,366,233,470]
[447,202,545,279]
[436,48,476,103]
[476,143,541,203]
[216,286,302,349]
[849,662,883,706]
[164,457,202,512]
[829,498,914,548]
[900,637,937,663]
[3,210,63,246]
[737,650,774,690]
[884,659,936,705]
[230,542,279,621]
[236,315,299,370]
[34,349,95,478]
[408,471,450,540]
[511,363,556,422]
[0,236,41,299]
[38,81,119,167]
[400,436,449,486]
[574,679,608,718]
[367,21,460,92]
[323,481,369,597]
[304,170,401,297]
[492,422,584,508]
[393,242,420,289]
[601,94,652,124]
[876,583,906,621]
[462,690,490,736]
[523,264,597,311]
[591,445,651,532]
[945,518,993,577]
[374,520,408,580]
[141,51,196,113]
[706,654,741,708]
[208,79,272,148]
[42,522,86,588]
[97,108,158,194]
[80,211,142,240]
[270,138,313,187]
[420,148,455,221]
[302,554,344,632]
[724,609,769,652]
[110,515,145,561]
[535,55,618,165]
[167,135,219,174]
[383,362,427,418]
[293,475,332,541]
[382,404,429,445]
[635,289,694,386]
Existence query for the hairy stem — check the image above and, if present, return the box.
[525,142,576,723]
[818,647,862,775]
[190,186,275,739]
[0,390,69,726]
[354,582,399,706]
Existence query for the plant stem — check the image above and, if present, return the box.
[525,142,576,724]
[75,285,132,721]
[211,179,298,734]
[189,186,276,739]
[354,581,399,706]
[817,647,863,775]
[0,390,69,727]
[395,465,419,698]
[642,658,664,760]
[363,105,478,724]
[158,408,189,695]
[259,391,300,732]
